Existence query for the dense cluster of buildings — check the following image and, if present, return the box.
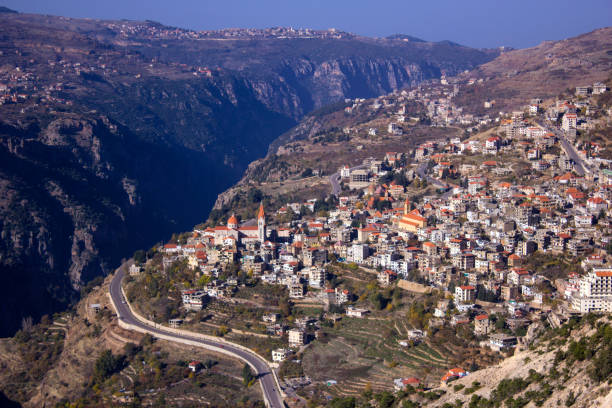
[148,77,612,372]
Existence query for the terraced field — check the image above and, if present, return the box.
[302,316,454,397]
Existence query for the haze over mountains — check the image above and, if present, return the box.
[0,9,498,336]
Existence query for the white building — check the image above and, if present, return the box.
[454,285,476,303]
[272,348,289,362]
[562,113,577,132]
[388,122,403,135]
[308,267,326,288]
[350,244,369,263]
[572,269,612,313]
[288,328,305,347]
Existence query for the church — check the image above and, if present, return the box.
[396,199,427,233]
[212,204,266,246]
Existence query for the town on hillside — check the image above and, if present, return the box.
[125,79,612,403]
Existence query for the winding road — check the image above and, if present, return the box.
[109,267,285,408]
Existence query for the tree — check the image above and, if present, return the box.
[242,363,255,386]
[94,349,125,382]
[133,250,146,264]
[330,397,356,408]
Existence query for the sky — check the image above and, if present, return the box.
[4,0,612,49]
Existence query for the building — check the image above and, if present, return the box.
[350,243,370,263]
[182,290,207,311]
[349,169,371,189]
[441,367,468,384]
[455,285,476,303]
[188,361,202,373]
[335,287,350,304]
[489,334,517,351]
[474,314,490,336]
[397,200,427,233]
[571,269,612,313]
[575,86,590,96]
[592,82,607,95]
[272,348,289,362]
[129,264,141,275]
[378,269,398,286]
[169,318,183,328]
[388,122,403,135]
[394,377,421,391]
[501,284,519,301]
[346,306,369,318]
[288,328,305,347]
[562,113,577,132]
[308,267,327,288]
[257,203,266,243]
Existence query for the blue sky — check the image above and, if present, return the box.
[5,0,612,48]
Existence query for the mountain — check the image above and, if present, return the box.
[0,12,498,336]
[453,26,612,113]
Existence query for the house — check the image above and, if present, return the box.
[587,197,607,213]
[378,269,398,286]
[508,269,531,286]
[169,318,183,328]
[262,313,280,323]
[455,285,476,303]
[288,328,305,347]
[272,348,289,362]
[188,361,202,372]
[441,367,468,384]
[501,284,519,300]
[182,290,208,311]
[346,306,369,318]
[474,314,490,336]
[489,334,517,351]
[394,377,421,391]
[129,264,141,275]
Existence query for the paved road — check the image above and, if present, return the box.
[109,267,285,408]
[558,134,588,176]
[539,121,588,176]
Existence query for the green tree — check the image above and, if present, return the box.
[94,349,124,382]
[242,363,255,386]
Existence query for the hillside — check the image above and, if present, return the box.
[0,11,498,336]
[453,27,612,113]
[429,315,612,408]
[0,273,264,407]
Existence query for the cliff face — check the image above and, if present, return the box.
[0,78,293,336]
[0,12,498,336]
[249,57,436,118]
